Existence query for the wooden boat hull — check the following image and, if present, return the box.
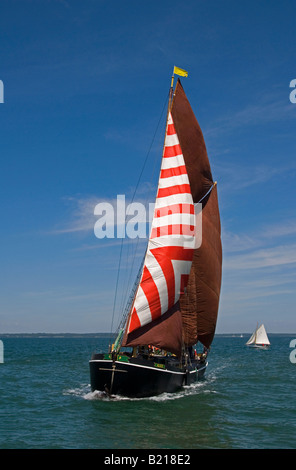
[89,353,207,398]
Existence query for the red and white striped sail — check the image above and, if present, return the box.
[127,112,195,334]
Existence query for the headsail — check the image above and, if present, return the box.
[122,110,195,354]
[128,112,195,332]
[122,79,222,355]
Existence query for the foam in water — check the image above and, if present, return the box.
[63,374,218,402]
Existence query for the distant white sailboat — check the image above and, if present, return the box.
[246,323,270,349]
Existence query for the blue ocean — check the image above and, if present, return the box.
[0,335,295,449]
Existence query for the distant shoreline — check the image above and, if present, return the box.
[0,332,295,338]
[0,333,113,338]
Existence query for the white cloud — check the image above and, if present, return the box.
[224,244,296,270]
[218,215,296,332]
[205,97,296,140]
[51,196,99,234]
[214,161,296,194]
[50,188,156,238]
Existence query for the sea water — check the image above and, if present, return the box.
[0,335,295,449]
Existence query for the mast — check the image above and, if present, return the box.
[255,322,258,344]
[168,72,175,113]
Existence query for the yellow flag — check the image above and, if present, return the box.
[173,66,188,77]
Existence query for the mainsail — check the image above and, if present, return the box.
[122,79,222,356]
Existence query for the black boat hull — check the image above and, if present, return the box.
[89,354,207,398]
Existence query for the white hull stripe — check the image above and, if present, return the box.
[89,360,207,375]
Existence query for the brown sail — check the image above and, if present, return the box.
[172,80,222,349]
[179,184,222,348]
[122,79,222,354]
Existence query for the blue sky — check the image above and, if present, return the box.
[0,0,295,334]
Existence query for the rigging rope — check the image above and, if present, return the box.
[117,99,169,322]
[197,181,217,205]
[109,91,170,345]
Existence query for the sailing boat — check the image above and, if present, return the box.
[246,323,270,349]
[89,67,222,398]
